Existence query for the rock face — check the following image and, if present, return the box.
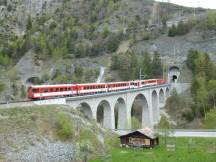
[1,0,62,16]
[7,140,74,162]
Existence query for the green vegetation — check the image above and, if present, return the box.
[186,50,216,122]
[168,20,195,37]
[0,0,123,67]
[111,51,163,80]
[56,112,74,140]
[91,137,216,162]
[204,11,216,30]
[0,105,118,161]
[165,89,194,125]
[203,109,216,129]
[0,82,6,92]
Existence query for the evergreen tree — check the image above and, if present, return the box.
[152,51,163,77]
[168,25,177,37]
[26,15,32,31]
[142,51,152,78]
[111,54,120,70]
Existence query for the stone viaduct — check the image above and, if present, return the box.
[35,84,170,129]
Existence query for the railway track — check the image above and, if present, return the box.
[0,99,35,109]
[0,100,33,105]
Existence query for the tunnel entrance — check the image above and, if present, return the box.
[168,66,180,83]
[172,75,177,83]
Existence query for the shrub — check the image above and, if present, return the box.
[105,34,121,53]
[203,109,216,129]
[0,82,5,92]
[0,53,10,66]
[56,112,74,139]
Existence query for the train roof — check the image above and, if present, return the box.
[29,84,76,88]
[28,79,162,89]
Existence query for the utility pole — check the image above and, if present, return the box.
[139,68,146,80]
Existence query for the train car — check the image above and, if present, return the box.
[107,81,130,92]
[141,79,157,87]
[157,79,167,84]
[76,83,107,95]
[28,84,77,99]
[27,79,167,100]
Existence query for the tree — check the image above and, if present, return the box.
[119,51,138,80]
[111,54,120,70]
[208,80,216,109]
[186,49,199,73]
[152,51,163,77]
[168,25,177,37]
[0,82,5,92]
[102,25,110,38]
[203,109,216,129]
[105,34,121,53]
[142,51,152,78]
[26,15,32,31]
[194,76,208,118]
[157,115,172,146]
[206,11,216,30]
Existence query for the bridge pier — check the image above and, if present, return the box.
[64,84,170,130]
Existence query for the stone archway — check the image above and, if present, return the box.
[97,100,112,129]
[76,102,93,120]
[114,98,127,129]
[152,90,159,123]
[26,76,41,84]
[159,89,165,105]
[168,66,180,83]
[131,94,150,129]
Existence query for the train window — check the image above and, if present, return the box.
[50,88,53,92]
[64,88,67,91]
[60,88,63,91]
[68,88,71,91]
[32,89,38,93]
[44,89,48,92]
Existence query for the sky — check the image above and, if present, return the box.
[156,0,216,9]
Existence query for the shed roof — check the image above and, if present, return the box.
[119,128,157,139]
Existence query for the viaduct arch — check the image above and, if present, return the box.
[35,84,170,129]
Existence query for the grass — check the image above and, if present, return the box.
[91,137,216,162]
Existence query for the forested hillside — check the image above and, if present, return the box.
[1,0,216,103]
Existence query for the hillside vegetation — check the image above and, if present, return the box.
[0,105,118,161]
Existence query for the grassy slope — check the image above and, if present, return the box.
[91,137,216,162]
[0,105,116,161]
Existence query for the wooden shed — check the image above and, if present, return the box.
[119,128,159,148]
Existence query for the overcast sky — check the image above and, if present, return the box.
[156,0,216,9]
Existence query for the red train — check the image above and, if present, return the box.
[28,79,166,100]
